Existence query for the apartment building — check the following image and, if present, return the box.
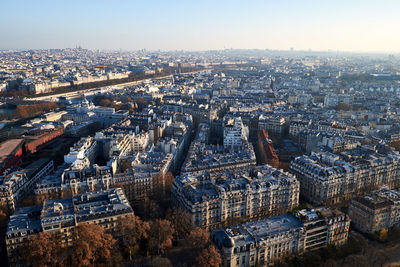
[224,117,247,148]
[258,116,286,137]
[349,188,400,233]
[0,159,53,211]
[173,165,299,229]
[182,123,256,175]
[288,120,311,139]
[113,170,157,202]
[64,136,97,166]
[211,208,349,267]
[289,146,400,205]
[6,188,133,264]
[130,131,149,152]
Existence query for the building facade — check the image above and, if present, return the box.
[224,117,247,148]
[6,188,133,264]
[211,208,349,267]
[173,165,299,229]
[349,188,400,233]
[289,146,400,205]
[0,159,53,211]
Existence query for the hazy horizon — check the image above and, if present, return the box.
[1,0,400,53]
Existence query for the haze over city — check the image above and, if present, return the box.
[1,0,400,53]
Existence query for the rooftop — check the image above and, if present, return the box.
[6,188,133,236]
[0,139,24,165]
[243,213,302,239]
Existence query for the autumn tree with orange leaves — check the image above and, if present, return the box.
[379,228,388,242]
[19,232,64,267]
[147,219,175,255]
[118,214,150,260]
[166,207,192,239]
[0,208,7,228]
[12,102,59,119]
[71,223,116,266]
[188,227,210,251]
[195,245,222,267]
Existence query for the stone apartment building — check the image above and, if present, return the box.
[6,188,133,265]
[211,208,349,267]
[173,165,299,229]
[0,159,53,211]
[289,146,400,205]
[349,188,400,233]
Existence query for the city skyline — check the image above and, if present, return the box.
[1,0,400,53]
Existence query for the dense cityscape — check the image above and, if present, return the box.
[0,47,400,267]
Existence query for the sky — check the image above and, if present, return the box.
[1,0,400,53]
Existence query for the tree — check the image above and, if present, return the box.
[325,259,338,267]
[342,254,369,267]
[150,256,173,267]
[195,245,222,267]
[20,232,63,267]
[166,207,192,239]
[135,98,146,110]
[379,228,388,242]
[13,106,29,118]
[370,249,389,267]
[135,256,173,267]
[144,198,162,219]
[0,208,7,228]
[0,207,9,264]
[71,223,116,266]
[99,98,113,107]
[12,102,58,119]
[118,214,150,260]
[147,219,175,255]
[188,227,210,250]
